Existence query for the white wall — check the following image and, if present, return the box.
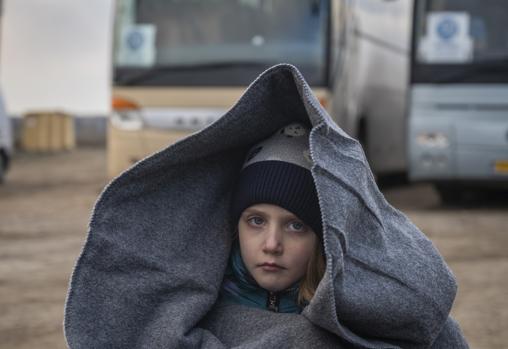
[0,0,114,116]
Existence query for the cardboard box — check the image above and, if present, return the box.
[21,112,75,152]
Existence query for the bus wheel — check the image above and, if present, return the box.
[0,155,5,184]
[434,184,463,205]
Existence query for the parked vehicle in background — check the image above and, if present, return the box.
[109,0,332,178]
[331,0,508,202]
[109,0,508,203]
[410,0,508,201]
[0,90,13,184]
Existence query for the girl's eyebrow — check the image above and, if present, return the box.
[243,209,266,215]
[243,209,297,220]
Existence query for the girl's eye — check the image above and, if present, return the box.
[247,216,264,226]
[288,221,306,232]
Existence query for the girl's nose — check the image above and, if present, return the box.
[262,226,283,255]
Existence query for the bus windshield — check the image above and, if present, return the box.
[113,0,329,86]
[412,0,508,83]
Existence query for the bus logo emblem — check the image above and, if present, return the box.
[127,31,144,51]
[437,18,458,40]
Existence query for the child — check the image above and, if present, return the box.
[64,64,468,348]
[220,122,325,313]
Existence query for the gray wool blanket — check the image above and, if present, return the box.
[64,64,469,348]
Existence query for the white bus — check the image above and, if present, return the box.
[330,0,508,201]
[109,0,332,177]
[110,0,508,202]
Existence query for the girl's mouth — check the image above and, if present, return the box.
[259,262,284,271]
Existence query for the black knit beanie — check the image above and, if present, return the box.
[231,122,322,239]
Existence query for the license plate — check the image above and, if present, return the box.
[494,160,508,174]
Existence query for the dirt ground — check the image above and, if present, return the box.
[0,147,507,349]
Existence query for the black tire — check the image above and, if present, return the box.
[0,155,5,184]
[434,184,463,205]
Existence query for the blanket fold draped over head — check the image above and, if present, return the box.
[64,64,468,349]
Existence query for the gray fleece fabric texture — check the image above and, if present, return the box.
[64,64,469,349]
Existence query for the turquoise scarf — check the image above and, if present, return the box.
[219,241,304,314]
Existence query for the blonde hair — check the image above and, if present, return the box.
[297,240,326,306]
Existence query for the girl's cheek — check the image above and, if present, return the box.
[302,240,317,259]
[290,240,314,258]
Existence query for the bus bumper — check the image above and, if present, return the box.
[408,116,508,183]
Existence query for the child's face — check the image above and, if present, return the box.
[238,203,317,292]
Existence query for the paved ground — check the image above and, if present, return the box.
[0,148,507,349]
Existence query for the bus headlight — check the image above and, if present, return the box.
[416,132,450,148]
[110,109,144,131]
